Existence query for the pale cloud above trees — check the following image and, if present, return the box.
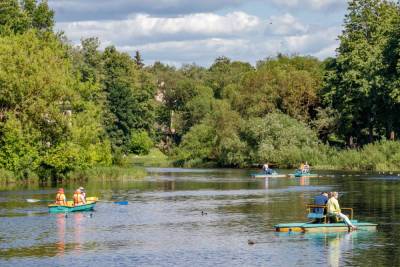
[50,0,346,66]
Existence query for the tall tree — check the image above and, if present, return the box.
[0,0,54,35]
[322,0,399,144]
[134,50,144,69]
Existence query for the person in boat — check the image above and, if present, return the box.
[327,192,357,231]
[303,161,310,173]
[298,162,305,173]
[262,163,273,175]
[313,192,328,223]
[73,188,86,206]
[79,187,86,201]
[55,188,66,205]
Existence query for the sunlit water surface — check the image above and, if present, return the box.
[1,168,399,266]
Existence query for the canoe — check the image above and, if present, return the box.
[274,221,377,233]
[48,197,97,213]
[251,173,287,178]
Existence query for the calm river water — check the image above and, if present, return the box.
[1,168,400,266]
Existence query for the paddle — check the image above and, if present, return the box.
[26,199,54,203]
[27,198,128,205]
[91,199,128,205]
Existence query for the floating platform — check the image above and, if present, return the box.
[274,221,377,233]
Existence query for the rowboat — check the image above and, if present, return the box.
[48,197,98,213]
[274,204,377,233]
[289,170,319,178]
[251,172,287,178]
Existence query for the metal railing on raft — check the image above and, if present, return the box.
[306,204,354,223]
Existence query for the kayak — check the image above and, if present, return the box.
[289,170,319,178]
[274,221,377,233]
[48,197,98,213]
[251,173,287,178]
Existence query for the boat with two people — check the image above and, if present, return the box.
[274,192,377,233]
[48,187,98,213]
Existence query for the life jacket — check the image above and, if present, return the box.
[73,191,84,205]
[56,193,66,205]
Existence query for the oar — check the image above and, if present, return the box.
[27,198,128,205]
[26,199,54,203]
[97,200,128,205]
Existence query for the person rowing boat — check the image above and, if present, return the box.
[262,163,274,175]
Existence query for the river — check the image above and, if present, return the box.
[1,168,399,266]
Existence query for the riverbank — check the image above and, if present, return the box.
[130,148,172,167]
[0,165,147,185]
[173,140,400,172]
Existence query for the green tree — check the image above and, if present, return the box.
[0,0,54,35]
[322,0,399,144]
[243,113,325,167]
[129,130,153,155]
[134,50,144,69]
[0,32,111,180]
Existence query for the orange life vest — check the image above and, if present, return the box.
[73,191,84,205]
[55,193,66,205]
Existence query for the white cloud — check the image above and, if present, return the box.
[271,0,346,10]
[266,13,308,35]
[49,0,247,21]
[283,26,340,55]
[54,5,343,66]
[57,12,260,45]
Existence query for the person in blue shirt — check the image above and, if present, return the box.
[313,192,329,223]
[262,163,273,175]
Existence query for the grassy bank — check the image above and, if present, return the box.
[71,166,147,181]
[130,148,172,167]
[0,165,147,184]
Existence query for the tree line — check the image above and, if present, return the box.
[1,0,400,181]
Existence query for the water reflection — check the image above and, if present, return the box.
[56,214,66,256]
[299,177,310,186]
[73,213,84,253]
[324,232,354,267]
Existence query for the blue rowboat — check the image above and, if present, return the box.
[48,198,97,213]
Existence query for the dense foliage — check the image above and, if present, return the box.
[2,0,400,181]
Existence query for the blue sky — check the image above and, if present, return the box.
[49,0,348,66]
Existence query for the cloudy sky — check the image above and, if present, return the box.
[49,0,348,66]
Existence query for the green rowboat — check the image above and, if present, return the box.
[48,200,97,213]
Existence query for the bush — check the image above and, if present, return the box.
[243,113,324,168]
[129,131,153,155]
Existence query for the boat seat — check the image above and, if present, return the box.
[307,213,326,219]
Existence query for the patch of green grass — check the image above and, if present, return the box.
[71,166,147,180]
[0,169,17,183]
[129,148,172,167]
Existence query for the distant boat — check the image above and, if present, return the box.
[251,172,287,178]
[289,170,319,178]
